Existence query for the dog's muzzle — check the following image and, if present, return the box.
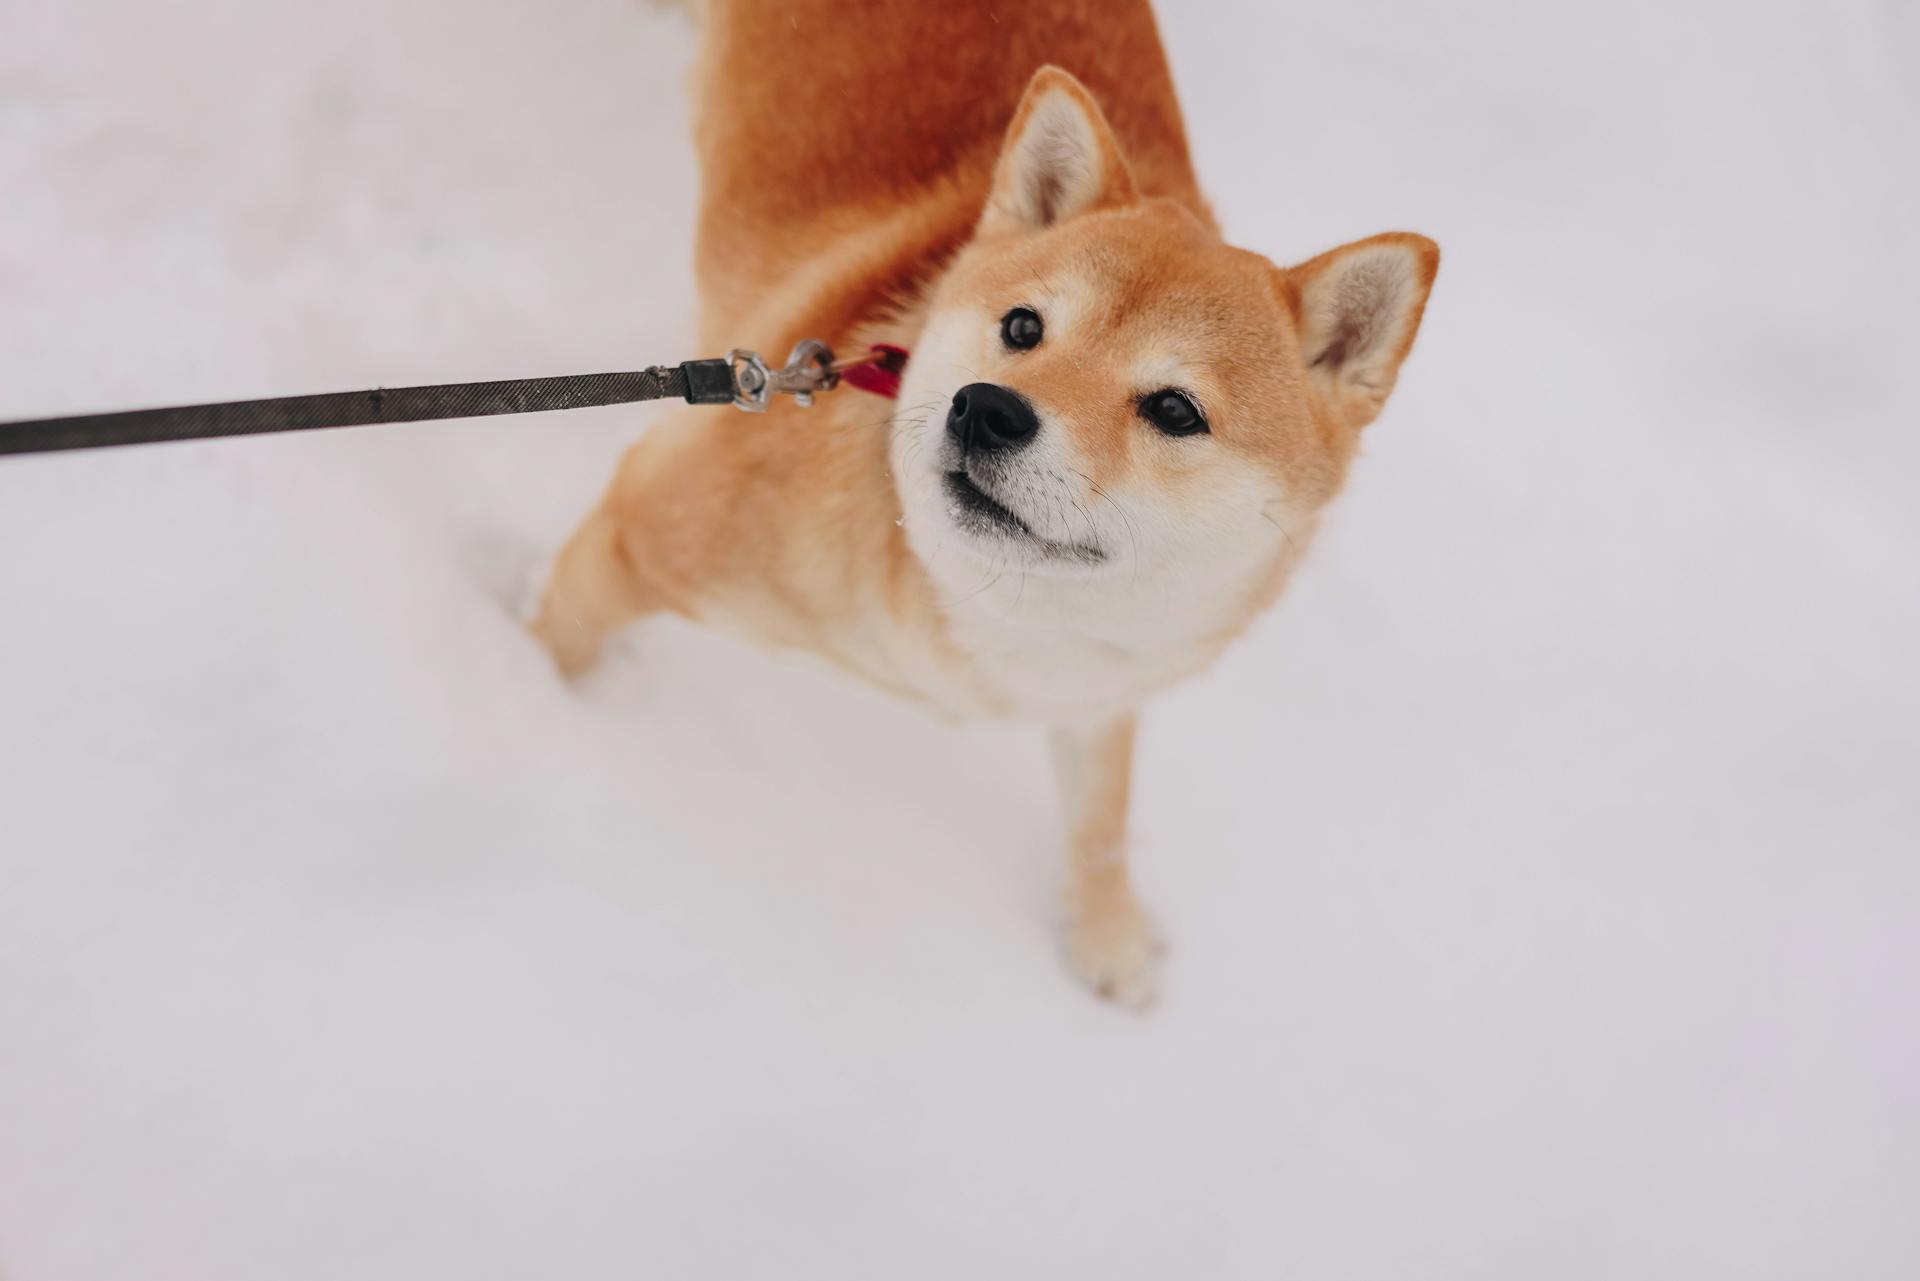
[946,383,1038,455]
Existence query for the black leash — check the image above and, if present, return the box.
[0,340,900,458]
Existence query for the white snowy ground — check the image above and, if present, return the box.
[2,1,1916,1277]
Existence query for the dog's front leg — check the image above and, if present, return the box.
[1050,713,1165,1009]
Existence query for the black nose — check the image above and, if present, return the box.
[947,382,1039,453]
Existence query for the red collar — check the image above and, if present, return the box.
[840,344,910,399]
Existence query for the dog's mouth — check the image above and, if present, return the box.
[941,468,1103,565]
[944,468,1029,537]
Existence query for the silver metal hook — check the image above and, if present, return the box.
[727,339,838,412]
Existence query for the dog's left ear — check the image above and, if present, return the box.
[1281,232,1440,430]
[980,66,1138,235]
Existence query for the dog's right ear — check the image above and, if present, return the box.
[979,67,1138,236]
[1280,232,1440,431]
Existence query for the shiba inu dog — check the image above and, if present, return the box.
[533,0,1437,1007]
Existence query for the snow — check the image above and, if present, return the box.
[1,1,1916,1276]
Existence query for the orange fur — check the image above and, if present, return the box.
[535,0,1439,1007]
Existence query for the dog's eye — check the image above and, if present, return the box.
[1000,307,1044,351]
[1139,389,1207,436]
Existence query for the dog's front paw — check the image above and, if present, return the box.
[1064,893,1166,1011]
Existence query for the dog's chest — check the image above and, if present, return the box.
[919,601,1218,722]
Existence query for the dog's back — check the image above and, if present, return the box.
[688,0,1206,350]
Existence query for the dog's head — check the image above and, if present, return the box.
[892,67,1437,637]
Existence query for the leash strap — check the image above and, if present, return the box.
[0,342,908,458]
[0,360,739,457]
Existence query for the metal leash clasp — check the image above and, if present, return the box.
[727,339,838,412]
